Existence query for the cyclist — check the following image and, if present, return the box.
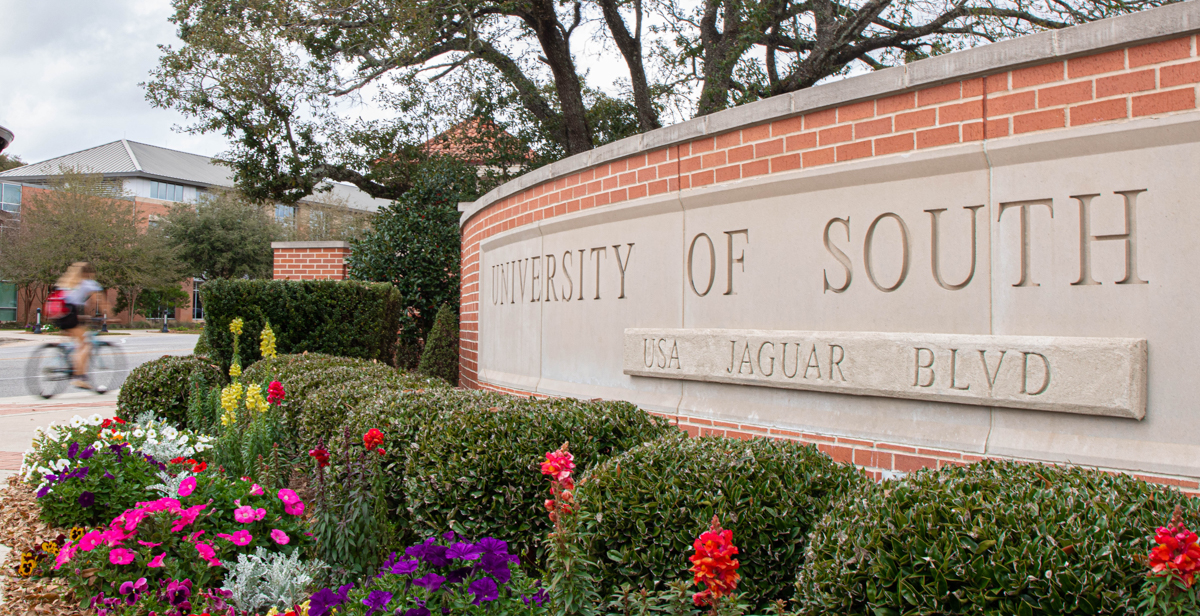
[52,262,108,390]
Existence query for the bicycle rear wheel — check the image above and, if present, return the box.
[26,344,71,399]
[90,341,127,394]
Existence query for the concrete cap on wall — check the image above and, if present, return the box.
[458,0,1200,227]
[271,241,351,249]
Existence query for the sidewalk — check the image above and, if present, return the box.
[0,392,119,478]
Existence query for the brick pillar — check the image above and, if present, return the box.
[272,241,351,280]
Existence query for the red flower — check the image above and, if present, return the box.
[114,417,126,424]
[1149,505,1200,587]
[170,457,185,464]
[267,381,285,405]
[192,462,207,473]
[376,448,386,456]
[101,419,113,429]
[689,516,740,607]
[541,444,575,481]
[363,429,384,450]
[309,448,330,468]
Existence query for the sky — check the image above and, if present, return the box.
[0,0,232,163]
[0,0,635,167]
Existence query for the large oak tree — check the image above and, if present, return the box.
[146,0,1174,204]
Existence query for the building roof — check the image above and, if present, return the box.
[421,118,531,164]
[0,139,391,212]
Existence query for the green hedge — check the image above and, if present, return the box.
[336,389,676,568]
[568,436,869,609]
[117,355,225,425]
[796,460,1200,616]
[417,304,459,385]
[198,279,404,371]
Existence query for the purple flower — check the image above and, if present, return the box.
[442,531,456,541]
[523,587,549,606]
[103,471,114,479]
[404,608,430,616]
[445,567,471,585]
[413,573,445,592]
[68,442,79,459]
[79,446,95,460]
[36,485,50,498]
[447,542,483,561]
[477,537,508,556]
[362,590,393,616]
[78,491,95,508]
[468,577,498,605]
[389,559,420,576]
[119,581,135,595]
[165,579,192,607]
[70,466,90,480]
[309,585,354,616]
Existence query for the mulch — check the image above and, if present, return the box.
[0,477,78,616]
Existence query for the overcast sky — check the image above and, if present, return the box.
[0,0,238,163]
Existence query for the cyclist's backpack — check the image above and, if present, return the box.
[44,290,69,319]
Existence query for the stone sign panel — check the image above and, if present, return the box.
[623,328,1147,419]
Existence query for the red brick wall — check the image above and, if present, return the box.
[272,246,350,280]
[459,32,1200,491]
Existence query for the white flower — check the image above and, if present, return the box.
[146,438,159,445]
[51,459,69,471]
[133,429,145,438]
[86,414,103,426]
[178,435,189,444]
[162,426,178,440]
[147,429,158,439]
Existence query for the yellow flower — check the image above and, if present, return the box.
[20,551,36,565]
[245,384,268,414]
[230,317,244,335]
[41,541,59,555]
[69,527,85,542]
[229,362,242,378]
[16,561,34,577]
[221,382,244,414]
[298,600,311,616]
[260,323,277,359]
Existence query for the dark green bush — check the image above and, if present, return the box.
[192,330,212,357]
[117,355,225,425]
[796,460,1200,616]
[334,389,676,569]
[199,279,404,371]
[568,436,870,609]
[417,304,459,386]
[242,353,444,444]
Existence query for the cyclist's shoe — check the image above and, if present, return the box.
[71,378,92,390]
[95,384,108,394]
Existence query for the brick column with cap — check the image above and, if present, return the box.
[272,241,351,280]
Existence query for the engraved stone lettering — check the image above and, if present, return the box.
[781,342,799,378]
[689,233,717,297]
[544,254,558,301]
[864,213,911,292]
[804,345,822,379]
[757,342,775,376]
[1021,352,1051,395]
[1073,190,1149,286]
[739,343,754,374]
[823,217,853,294]
[577,249,585,300]
[561,250,574,301]
[656,338,668,368]
[914,347,935,387]
[613,243,634,299]
[949,349,969,390]
[727,340,737,374]
[926,205,983,291]
[643,338,654,367]
[998,198,1054,288]
[531,256,542,302]
[829,345,846,381]
[668,341,681,369]
[979,350,1006,391]
[499,262,510,304]
[590,247,608,299]
[724,230,749,296]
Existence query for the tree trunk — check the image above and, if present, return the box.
[524,0,594,154]
[597,0,661,131]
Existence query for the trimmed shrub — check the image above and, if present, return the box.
[335,389,676,569]
[796,460,1200,616]
[417,304,459,385]
[242,353,444,444]
[118,355,225,425]
[193,329,212,357]
[568,436,870,608]
[199,278,404,371]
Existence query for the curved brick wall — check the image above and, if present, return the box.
[458,3,1200,490]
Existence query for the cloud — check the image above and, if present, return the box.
[0,0,230,162]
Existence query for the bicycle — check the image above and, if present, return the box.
[25,327,127,398]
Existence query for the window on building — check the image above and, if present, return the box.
[193,278,205,321]
[150,181,185,202]
[275,204,296,224]
[0,183,20,213]
[0,282,16,322]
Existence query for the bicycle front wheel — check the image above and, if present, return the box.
[90,341,127,394]
[26,344,71,399]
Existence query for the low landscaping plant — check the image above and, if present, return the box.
[566,436,870,609]
[117,355,225,426]
[417,303,459,386]
[796,459,1200,616]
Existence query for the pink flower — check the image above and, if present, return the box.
[138,541,162,547]
[187,530,206,542]
[53,542,77,570]
[278,489,300,505]
[178,476,197,497]
[285,501,305,516]
[234,505,267,523]
[250,483,264,496]
[196,542,221,567]
[148,553,166,568]
[171,503,208,532]
[217,530,253,546]
[270,529,290,545]
[137,497,182,513]
[100,527,130,547]
[78,531,103,552]
[109,548,136,565]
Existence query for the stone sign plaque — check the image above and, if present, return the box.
[625,328,1147,419]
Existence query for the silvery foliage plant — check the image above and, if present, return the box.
[222,547,325,612]
[146,469,191,499]
[127,411,214,463]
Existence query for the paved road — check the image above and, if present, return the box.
[0,332,199,399]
